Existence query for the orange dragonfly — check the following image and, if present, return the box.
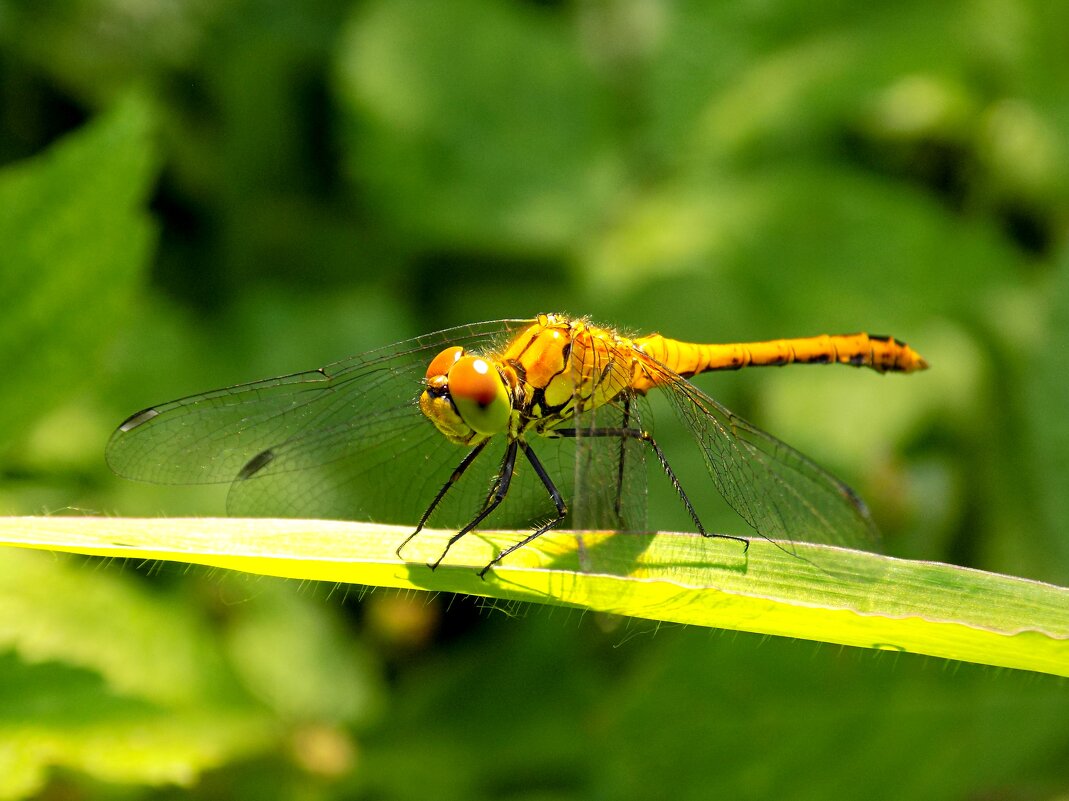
[107,313,927,575]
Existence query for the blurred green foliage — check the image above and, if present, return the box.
[1,0,1068,798]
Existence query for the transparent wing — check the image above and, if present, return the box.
[564,333,648,533]
[566,399,649,533]
[106,319,534,523]
[638,355,880,551]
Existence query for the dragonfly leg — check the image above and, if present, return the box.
[478,441,569,578]
[396,441,488,560]
[554,426,750,552]
[613,397,631,521]
[426,440,519,571]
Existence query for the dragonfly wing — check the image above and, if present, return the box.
[563,401,650,533]
[108,367,360,485]
[651,365,881,551]
[224,402,458,522]
[106,319,531,488]
[229,415,601,528]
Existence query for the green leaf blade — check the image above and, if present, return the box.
[2,517,1065,677]
[0,95,159,446]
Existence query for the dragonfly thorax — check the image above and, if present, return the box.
[419,345,516,444]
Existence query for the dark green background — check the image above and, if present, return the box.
[1,1,1067,798]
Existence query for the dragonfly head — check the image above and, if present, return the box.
[420,346,512,443]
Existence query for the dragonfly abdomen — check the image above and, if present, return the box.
[632,332,927,391]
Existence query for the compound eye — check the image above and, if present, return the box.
[448,356,511,435]
[426,346,464,380]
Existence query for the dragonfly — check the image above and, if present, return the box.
[107,313,927,576]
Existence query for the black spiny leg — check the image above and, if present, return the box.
[396,440,488,560]
[613,396,631,522]
[554,426,750,552]
[478,441,569,578]
[427,440,520,571]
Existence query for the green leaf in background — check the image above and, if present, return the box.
[334,0,620,251]
[0,549,276,799]
[0,542,383,799]
[358,611,1069,801]
[584,164,1022,327]
[0,95,159,448]
[1026,252,1069,573]
[223,580,384,726]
